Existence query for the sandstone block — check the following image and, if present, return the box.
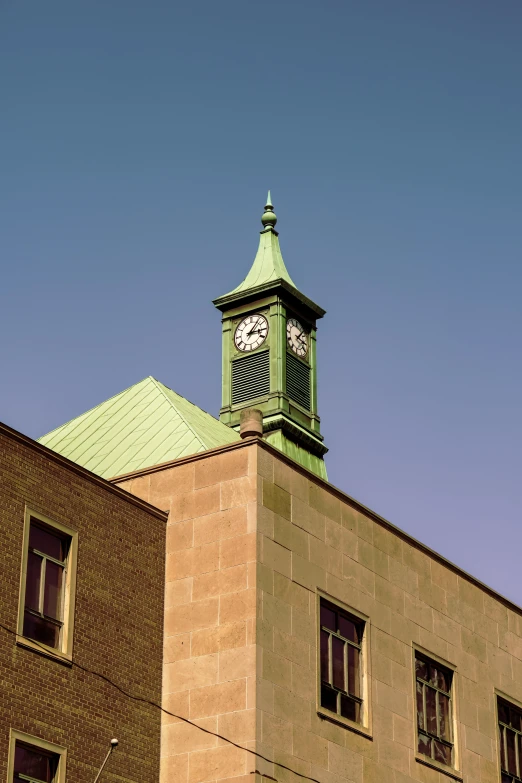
[190,679,247,718]
[220,532,257,569]
[194,449,249,489]
[218,709,256,744]
[193,507,248,546]
[165,577,193,608]
[263,480,292,520]
[219,645,256,682]
[191,622,247,657]
[165,597,219,635]
[220,588,256,625]
[221,475,258,510]
[164,654,218,693]
[167,519,194,552]
[187,745,247,783]
[164,633,191,664]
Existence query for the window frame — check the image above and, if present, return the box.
[17,508,78,663]
[496,691,522,783]
[316,591,372,738]
[413,645,462,780]
[7,729,67,783]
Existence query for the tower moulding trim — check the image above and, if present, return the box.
[262,415,328,457]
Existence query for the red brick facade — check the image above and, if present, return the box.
[0,423,167,782]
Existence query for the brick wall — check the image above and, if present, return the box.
[0,424,166,782]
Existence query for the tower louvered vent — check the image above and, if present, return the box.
[232,350,270,405]
[286,352,311,410]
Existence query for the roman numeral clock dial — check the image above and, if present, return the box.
[287,318,308,358]
[234,314,269,352]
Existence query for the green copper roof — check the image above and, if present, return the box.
[38,376,240,479]
[222,192,297,297]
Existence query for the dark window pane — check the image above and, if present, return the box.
[499,701,510,725]
[338,615,358,643]
[23,612,59,649]
[320,630,329,683]
[426,687,437,735]
[416,681,425,730]
[332,636,345,691]
[321,684,337,713]
[507,729,517,776]
[415,656,428,681]
[25,551,42,611]
[29,524,64,561]
[439,693,451,741]
[340,694,360,723]
[320,603,336,632]
[418,733,431,757]
[44,562,63,621]
[348,644,360,698]
[434,741,451,766]
[431,664,450,692]
[14,743,55,782]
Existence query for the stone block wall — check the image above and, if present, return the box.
[254,444,522,783]
[117,438,522,783]
[118,444,260,783]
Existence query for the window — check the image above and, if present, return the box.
[23,522,69,648]
[319,597,364,724]
[415,652,453,767]
[18,510,77,658]
[498,697,522,782]
[14,742,59,782]
[8,732,66,783]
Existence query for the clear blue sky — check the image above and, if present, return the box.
[1,1,521,602]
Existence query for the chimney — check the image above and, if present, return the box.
[239,408,263,439]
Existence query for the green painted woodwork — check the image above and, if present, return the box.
[38,376,240,479]
[213,194,328,479]
[224,222,296,297]
[264,429,328,480]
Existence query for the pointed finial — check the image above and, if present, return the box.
[261,191,278,233]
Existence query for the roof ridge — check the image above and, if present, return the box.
[39,376,239,478]
[149,377,207,451]
[154,377,222,422]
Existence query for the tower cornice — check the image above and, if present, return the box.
[213,277,326,320]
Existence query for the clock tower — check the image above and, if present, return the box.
[213,194,328,479]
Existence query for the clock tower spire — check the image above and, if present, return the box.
[213,194,328,479]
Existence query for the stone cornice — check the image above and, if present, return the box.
[109,437,522,617]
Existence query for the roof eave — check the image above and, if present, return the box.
[213,278,326,319]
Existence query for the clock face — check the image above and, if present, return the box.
[234,314,269,352]
[287,317,308,358]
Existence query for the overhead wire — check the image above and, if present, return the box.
[0,620,325,783]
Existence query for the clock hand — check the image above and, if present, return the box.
[247,318,262,338]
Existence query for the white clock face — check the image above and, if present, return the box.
[234,314,269,352]
[287,318,308,358]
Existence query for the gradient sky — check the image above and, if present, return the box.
[1,1,521,602]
